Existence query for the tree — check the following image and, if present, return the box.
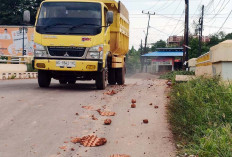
[207,34,220,48]
[126,46,141,74]
[0,0,23,25]
[151,40,166,52]
[188,37,209,59]
[0,0,44,25]
[224,33,232,40]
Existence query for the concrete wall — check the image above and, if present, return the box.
[0,64,27,73]
[194,40,232,81]
[221,62,232,80]
[211,40,232,63]
[195,65,213,77]
[212,62,222,77]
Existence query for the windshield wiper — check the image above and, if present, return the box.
[44,23,72,29]
[69,24,101,30]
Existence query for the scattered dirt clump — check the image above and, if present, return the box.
[105,90,117,96]
[71,137,81,144]
[59,146,67,151]
[97,109,116,116]
[131,103,136,108]
[104,119,112,125]
[166,81,172,87]
[91,115,98,120]
[80,135,107,147]
[82,106,94,110]
[131,99,136,103]
[143,119,149,124]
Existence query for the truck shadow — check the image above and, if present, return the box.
[47,83,99,91]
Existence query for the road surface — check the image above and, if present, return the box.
[0,73,176,157]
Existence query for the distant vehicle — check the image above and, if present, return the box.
[26,0,129,89]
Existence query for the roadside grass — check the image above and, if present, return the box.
[168,77,232,157]
[160,71,195,83]
[27,64,37,72]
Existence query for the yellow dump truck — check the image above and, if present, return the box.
[29,0,129,89]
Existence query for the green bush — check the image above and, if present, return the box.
[160,71,195,82]
[26,64,37,72]
[169,77,232,157]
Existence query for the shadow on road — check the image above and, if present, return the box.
[0,79,110,92]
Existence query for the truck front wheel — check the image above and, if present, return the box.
[38,70,51,88]
[96,69,107,90]
[116,66,125,85]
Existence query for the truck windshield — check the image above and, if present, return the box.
[36,2,102,35]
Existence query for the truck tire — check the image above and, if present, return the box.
[38,70,51,88]
[68,80,76,84]
[116,66,125,85]
[59,80,67,84]
[96,69,107,90]
[108,68,116,85]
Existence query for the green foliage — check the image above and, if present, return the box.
[188,31,232,59]
[195,125,232,157]
[160,71,195,83]
[151,40,166,52]
[189,38,209,59]
[206,34,221,48]
[0,0,44,25]
[169,77,232,157]
[27,63,37,72]
[126,46,141,74]
[10,74,16,79]
[224,33,232,40]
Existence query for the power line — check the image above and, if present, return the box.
[155,0,177,12]
[206,0,231,23]
[217,9,232,33]
[149,26,170,35]
[170,10,185,36]
[162,0,182,32]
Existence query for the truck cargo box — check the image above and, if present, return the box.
[101,0,129,56]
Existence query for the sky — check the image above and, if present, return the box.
[116,0,232,49]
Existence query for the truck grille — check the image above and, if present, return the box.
[48,47,86,57]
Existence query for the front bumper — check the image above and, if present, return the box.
[34,59,103,72]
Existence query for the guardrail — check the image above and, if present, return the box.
[0,55,33,64]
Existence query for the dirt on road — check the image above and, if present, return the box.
[0,73,176,157]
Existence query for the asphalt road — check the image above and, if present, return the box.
[0,73,176,157]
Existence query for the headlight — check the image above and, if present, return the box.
[34,43,48,57]
[86,45,103,59]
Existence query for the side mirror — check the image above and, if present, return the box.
[106,11,114,25]
[23,10,31,23]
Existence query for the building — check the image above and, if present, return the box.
[142,48,183,73]
[167,35,210,47]
[167,36,183,47]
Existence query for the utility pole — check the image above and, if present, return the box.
[198,5,204,57]
[183,0,189,70]
[141,11,155,72]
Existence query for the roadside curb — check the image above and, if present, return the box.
[0,72,38,80]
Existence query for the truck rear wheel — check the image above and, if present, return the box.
[116,66,125,85]
[108,68,116,85]
[59,80,67,85]
[68,80,76,84]
[38,70,51,88]
[96,69,107,90]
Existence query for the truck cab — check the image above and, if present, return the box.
[32,0,129,89]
